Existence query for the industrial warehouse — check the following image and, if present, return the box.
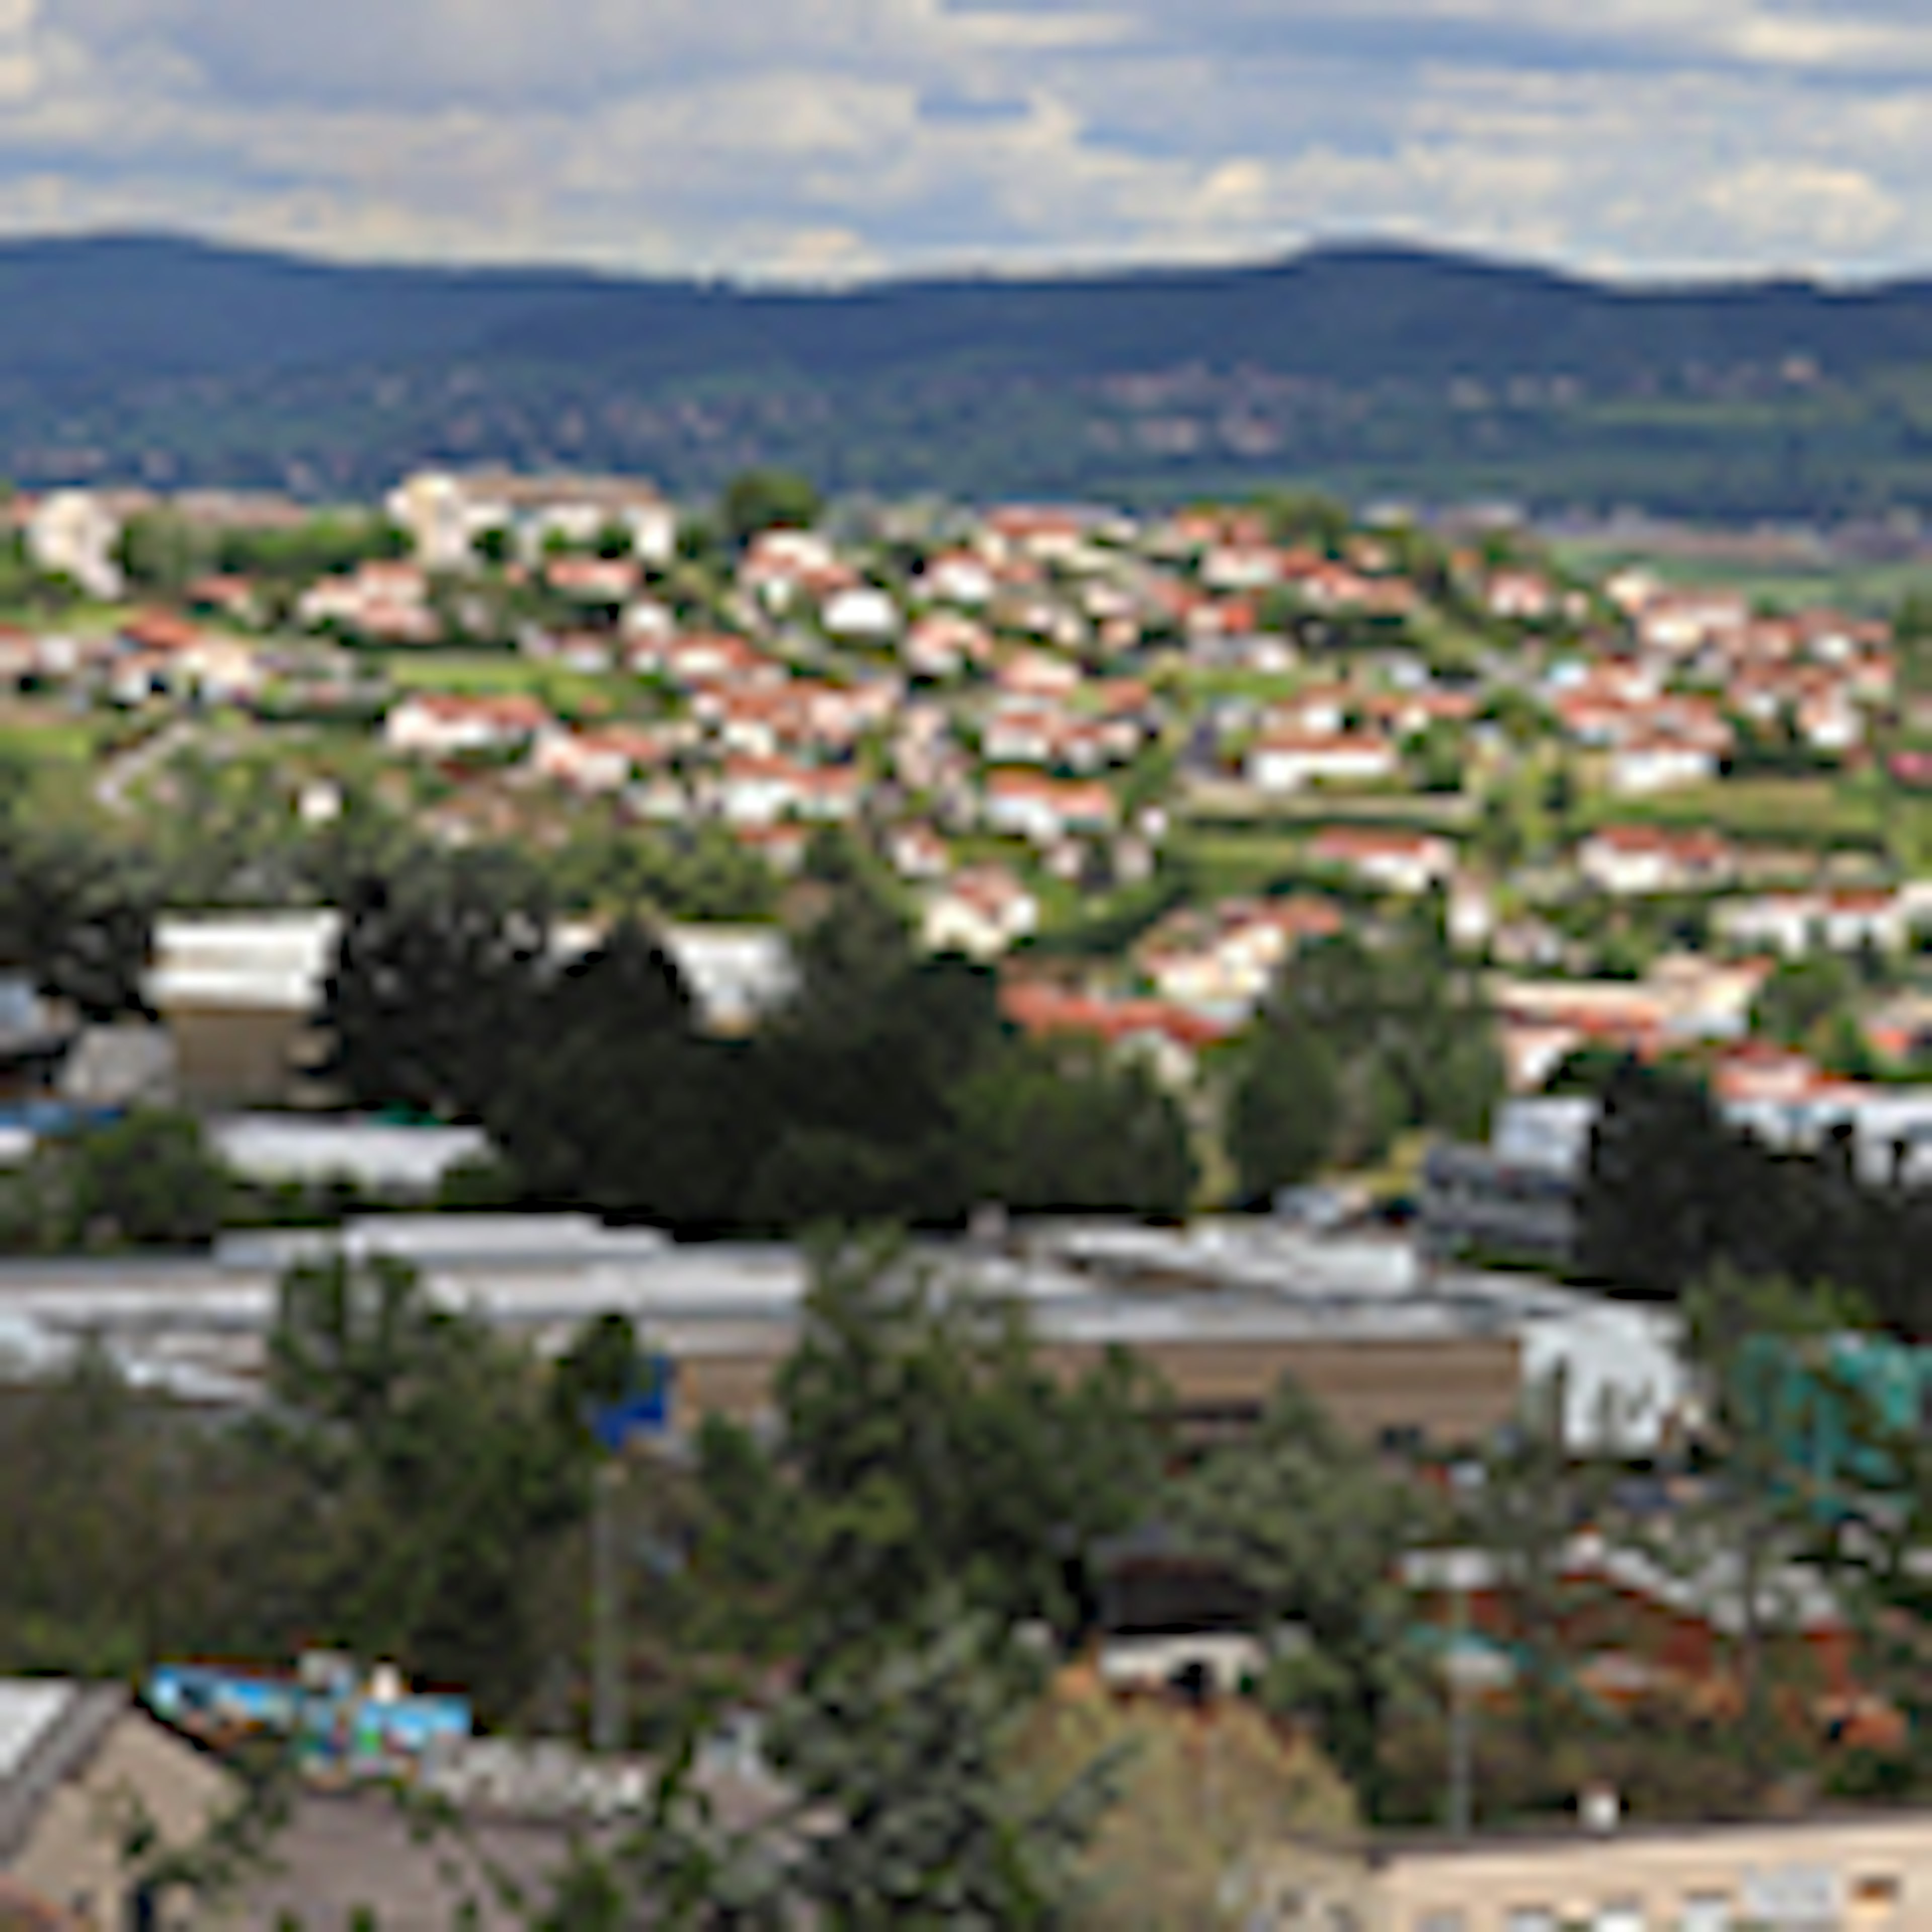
[0,1213,1682,1455]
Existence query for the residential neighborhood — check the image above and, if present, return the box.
[8,468,1932,1927]
[0,469,1926,1113]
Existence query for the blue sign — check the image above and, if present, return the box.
[589,1355,675,1450]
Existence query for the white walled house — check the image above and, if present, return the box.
[26,490,127,599]
[1307,827,1455,894]
[922,868,1040,959]
[1577,825,1735,897]
[1606,737,1719,795]
[982,771,1118,844]
[1245,731,1397,793]
[384,692,552,757]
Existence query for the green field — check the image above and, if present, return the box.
[0,707,108,819]
[1171,829,1316,900]
[376,652,630,715]
[1550,541,1932,618]
[1576,778,1887,848]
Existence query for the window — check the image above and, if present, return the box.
[1596,1907,1646,1932]
[1507,1910,1557,1932]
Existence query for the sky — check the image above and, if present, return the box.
[4,0,1932,283]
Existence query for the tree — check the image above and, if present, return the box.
[263,1251,591,1717]
[1013,1670,1357,1930]
[1451,1377,1610,1778]
[764,1603,1116,1930]
[1751,953,1858,1048]
[320,850,551,1119]
[1227,1022,1339,1201]
[1170,1378,1426,1817]
[116,510,214,592]
[720,469,822,547]
[483,927,746,1229]
[543,915,695,1049]
[752,1235,1167,1666]
[480,1606,1119,1930]
[960,1037,1198,1221]
[1245,925,1501,1177]
[1660,1269,1870,1780]
[745,888,1014,1228]
[64,1109,228,1249]
[0,826,157,1019]
[1574,1058,1732,1300]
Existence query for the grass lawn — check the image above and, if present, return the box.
[1576,777,1885,847]
[0,704,107,817]
[1171,827,1318,899]
[1550,541,1932,618]
[376,652,630,715]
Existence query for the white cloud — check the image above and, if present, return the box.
[0,0,1924,278]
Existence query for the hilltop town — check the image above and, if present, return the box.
[3,465,1930,1158]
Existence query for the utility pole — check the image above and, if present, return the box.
[591,1459,623,1754]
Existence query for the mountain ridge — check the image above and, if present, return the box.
[4,229,1932,515]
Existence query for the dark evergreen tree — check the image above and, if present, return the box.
[1575,1058,1732,1300]
[319,851,550,1119]
[1227,1020,1340,1201]
[0,826,157,1020]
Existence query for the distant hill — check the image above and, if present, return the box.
[10,231,1932,516]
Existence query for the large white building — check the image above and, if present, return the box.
[385,469,677,574]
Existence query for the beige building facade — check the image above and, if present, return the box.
[1,1684,236,1931]
[1248,1811,1932,1930]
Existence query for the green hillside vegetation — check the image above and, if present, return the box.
[15,235,1932,514]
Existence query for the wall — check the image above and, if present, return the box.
[10,1714,234,1930]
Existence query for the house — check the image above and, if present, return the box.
[1717,889,1914,957]
[983,704,1071,767]
[921,867,1039,959]
[386,468,675,572]
[1268,686,1352,737]
[995,648,1082,701]
[715,755,808,827]
[1199,543,1283,592]
[542,555,640,604]
[1577,825,1736,897]
[1245,731,1397,793]
[1306,827,1455,894]
[1634,587,1752,654]
[658,632,783,691]
[384,693,552,758]
[981,505,1094,566]
[1483,567,1557,621]
[1138,895,1345,1011]
[659,925,797,1033]
[791,763,863,823]
[297,561,438,643]
[531,726,670,794]
[886,823,951,880]
[1607,735,1720,795]
[146,911,341,1109]
[820,586,901,642]
[25,490,129,600]
[914,550,996,607]
[998,982,1230,1088]
[982,771,1118,844]
[903,612,992,679]
[0,1680,237,1929]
